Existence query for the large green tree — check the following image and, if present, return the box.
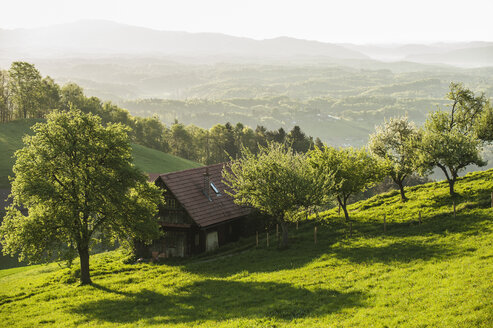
[168,121,193,160]
[0,70,10,123]
[368,116,420,201]
[308,146,386,222]
[415,83,488,195]
[209,123,236,163]
[8,62,44,119]
[39,76,61,113]
[0,109,162,285]
[223,143,325,248]
[286,125,313,153]
[416,112,485,196]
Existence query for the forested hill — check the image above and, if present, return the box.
[2,61,493,182]
[8,57,491,147]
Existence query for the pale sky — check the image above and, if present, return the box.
[2,0,493,44]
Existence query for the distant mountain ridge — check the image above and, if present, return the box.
[405,45,493,67]
[344,42,493,67]
[2,20,491,67]
[0,20,368,60]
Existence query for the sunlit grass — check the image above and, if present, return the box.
[0,170,492,327]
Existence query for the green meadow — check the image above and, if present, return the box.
[0,169,492,327]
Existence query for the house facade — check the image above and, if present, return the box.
[137,163,250,258]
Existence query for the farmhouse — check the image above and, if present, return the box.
[138,163,250,258]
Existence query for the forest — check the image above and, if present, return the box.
[2,60,493,178]
[14,56,492,147]
[0,62,317,165]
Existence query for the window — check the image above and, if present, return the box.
[167,198,176,208]
[210,182,222,196]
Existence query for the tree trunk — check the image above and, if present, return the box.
[448,179,456,196]
[341,205,350,222]
[337,195,350,222]
[279,219,289,249]
[437,165,456,196]
[397,180,408,202]
[78,246,92,285]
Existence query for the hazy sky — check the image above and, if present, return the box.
[3,0,493,44]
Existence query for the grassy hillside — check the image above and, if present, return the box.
[0,119,202,188]
[130,143,202,174]
[0,120,43,188]
[0,169,492,327]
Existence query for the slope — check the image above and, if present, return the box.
[0,169,491,327]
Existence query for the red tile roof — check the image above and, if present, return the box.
[152,163,249,228]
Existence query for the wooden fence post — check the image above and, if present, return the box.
[296,221,299,230]
[314,226,317,244]
[384,214,387,232]
[266,232,269,247]
[256,231,259,247]
[276,224,279,240]
[453,201,456,218]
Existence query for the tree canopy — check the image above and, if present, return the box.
[368,116,419,201]
[223,143,325,248]
[0,109,162,284]
[415,83,488,195]
[308,146,386,222]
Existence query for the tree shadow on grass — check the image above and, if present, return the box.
[171,209,491,278]
[330,239,454,264]
[175,226,346,278]
[146,204,492,280]
[424,188,493,211]
[71,280,366,325]
[351,201,492,240]
[379,211,492,238]
[427,192,467,209]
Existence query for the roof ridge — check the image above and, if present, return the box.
[159,162,228,178]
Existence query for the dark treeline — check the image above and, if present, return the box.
[0,62,318,164]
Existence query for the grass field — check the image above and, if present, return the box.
[0,169,492,327]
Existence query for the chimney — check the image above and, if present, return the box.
[203,167,211,201]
